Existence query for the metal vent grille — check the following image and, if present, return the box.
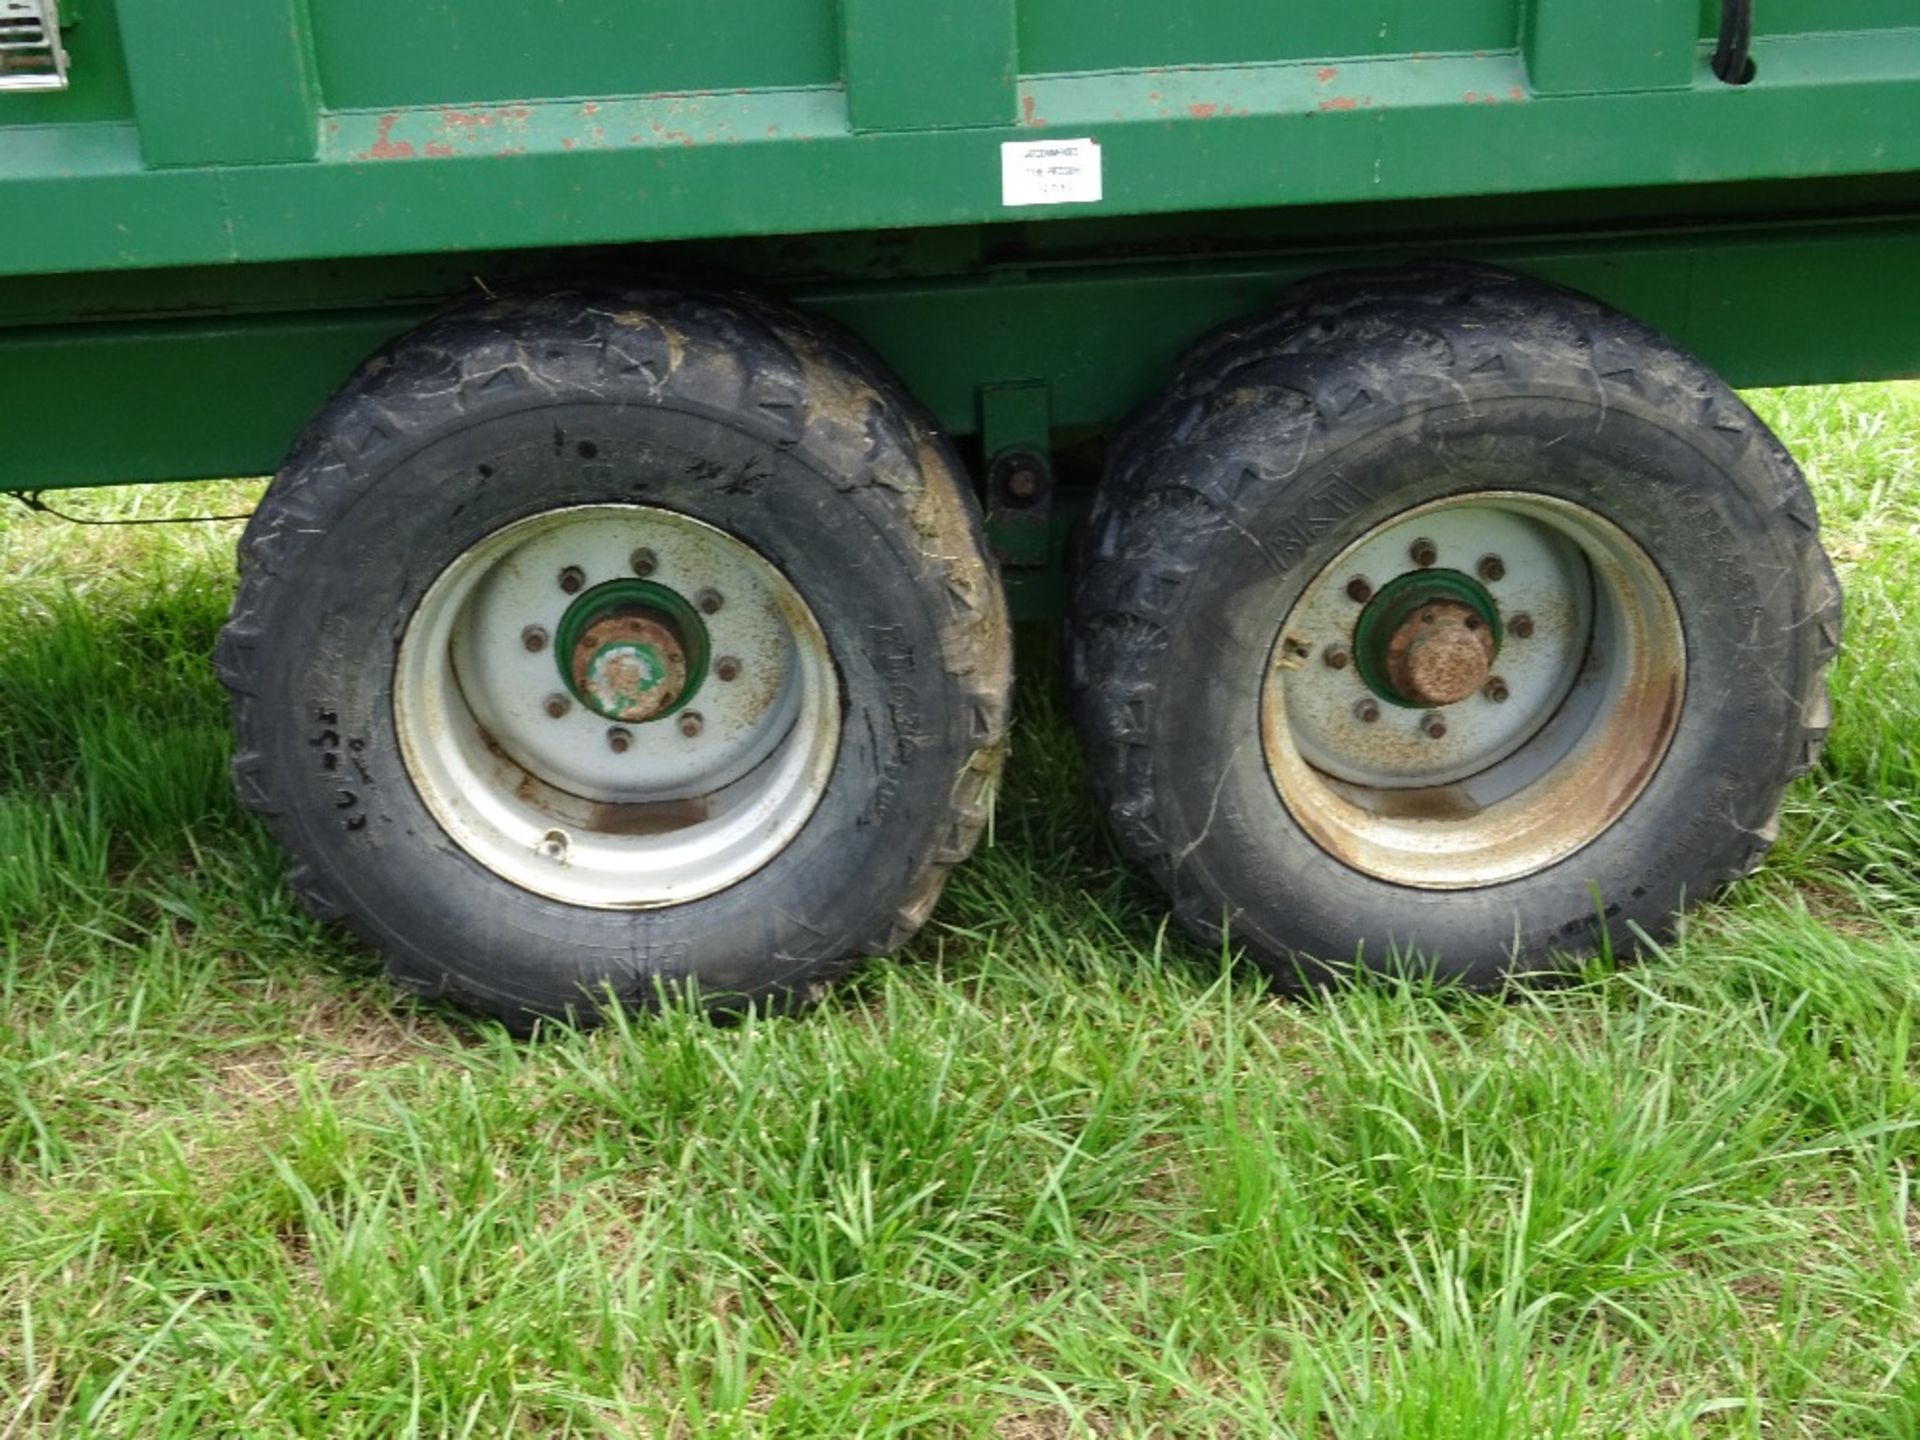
[0,0,66,92]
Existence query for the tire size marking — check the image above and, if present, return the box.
[309,706,373,832]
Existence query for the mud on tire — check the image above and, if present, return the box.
[217,286,1011,1029]
[1069,263,1840,986]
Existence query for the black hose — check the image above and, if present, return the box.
[1713,0,1755,84]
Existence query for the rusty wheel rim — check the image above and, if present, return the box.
[1260,492,1685,889]
[394,505,840,908]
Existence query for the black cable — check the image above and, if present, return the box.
[4,490,254,526]
[1713,0,1755,84]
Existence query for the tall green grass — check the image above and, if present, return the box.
[1,390,1917,1437]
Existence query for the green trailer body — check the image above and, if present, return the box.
[0,0,1908,1022]
[4,2,1920,501]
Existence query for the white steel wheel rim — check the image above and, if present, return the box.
[394,505,840,908]
[1260,492,1685,889]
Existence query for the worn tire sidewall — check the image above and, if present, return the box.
[1159,389,1807,979]
[250,397,966,1014]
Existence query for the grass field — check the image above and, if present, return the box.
[1,385,1918,1438]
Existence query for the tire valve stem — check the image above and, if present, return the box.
[607,727,633,754]
[538,830,569,861]
[1422,712,1448,740]
[1354,698,1381,724]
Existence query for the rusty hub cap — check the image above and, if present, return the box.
[1352,569,1503,711]
[554,579,708,724]
[571,611,688,722]
[1384,600,1496,706]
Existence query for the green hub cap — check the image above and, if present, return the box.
[1353,569,1503,709]
[555,579,710,723]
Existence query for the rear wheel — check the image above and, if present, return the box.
[1070,264,1839,985]
[217,287,1011,1028]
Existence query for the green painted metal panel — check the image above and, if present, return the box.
[0,311,426,489]
[8,218,1920,493]
[1753,0,1903,37]
[117,0,319,165]
[841,0,1016,132]
[308,0,841,110]
[4,28,1920,280]
[1016,0,1517,75]
[1524,0,1695,95]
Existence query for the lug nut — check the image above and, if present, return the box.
[1509,612,1535,639]
[1477,555,1506,583]
[679,711,704,738]
[607,726,632,754]
[1484,677,1510,703]
[1323,646,1351,671]
[1005,465,1042,502]
[1422,712,1448,740]
[1346,576,1373,604]
[1409,537,1438,568]
[629,547,657,577]
[715,657,741,682]
[558,565,586,595]
[695,588,724,615]
[1354,698,1381,724]
[543,693,571,719]
[522,625,548,653]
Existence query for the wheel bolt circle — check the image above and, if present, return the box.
[1409,538,1438,568]
[544,693,571,719]
[1346,576,1373,603]
[1354,698,1381,724]
[1484,677,1510,703]
[607,726,632,753]
[1509,612,1535,639]
[679,711,704,738]
[1323,647,1351,671]
[1422,712,1448,739]
[1477,555,1506,583]
[522,625,548,653]
[629,548,657,577]
[558,565,586,595]
[715,657,741,682]
[695,588,724,616]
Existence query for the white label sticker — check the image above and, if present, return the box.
[1000,137,1103,208]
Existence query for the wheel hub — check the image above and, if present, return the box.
[1353,570,1503,708]
[1387,603,1493,705]
[396,505,840,908]
[1260,492,1684,888]
[556,579,709,722]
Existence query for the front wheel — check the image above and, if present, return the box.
[217,287,1010,1028]
[1071,265,1840,985]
